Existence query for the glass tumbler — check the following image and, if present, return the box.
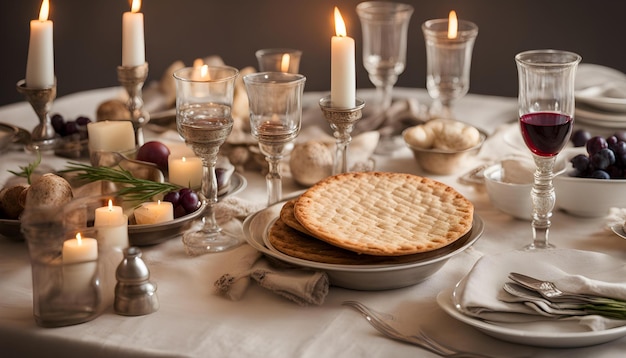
[255,48,302,73]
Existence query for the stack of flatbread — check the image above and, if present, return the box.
[267,172,474,265]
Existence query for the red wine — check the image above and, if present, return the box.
[520,112,573,157]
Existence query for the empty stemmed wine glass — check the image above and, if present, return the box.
[515,49,581,249]
[356,1,413,112]
[173,65,240,255]
[422,12,478,119]
[244,72,306,206]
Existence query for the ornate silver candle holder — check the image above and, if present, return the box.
[319,96,366,175]
[16,79,58,151]
[117,62,150,146]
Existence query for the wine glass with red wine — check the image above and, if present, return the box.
[515,50,581,249]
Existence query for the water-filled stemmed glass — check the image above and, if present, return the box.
[244,72,306,206]
[173,66,240,256]
[422,15,478,119]
[515,49,581,249]
[356,1,413,112]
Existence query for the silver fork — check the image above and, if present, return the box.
[342,300,496,358]
[508,272,610,303]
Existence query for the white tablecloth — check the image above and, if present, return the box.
[1,88,625,358]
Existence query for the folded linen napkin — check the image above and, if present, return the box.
[456,249,626,331]
[214,244,329,306]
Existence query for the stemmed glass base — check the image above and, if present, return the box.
[526,154,557,250]
[182,160,242,256]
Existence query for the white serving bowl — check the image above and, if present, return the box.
[483,162,533,220]
[554,174,626,217]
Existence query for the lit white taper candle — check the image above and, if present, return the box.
[330,7,356,108]
[122,0,145,67]
[25,0,54,88]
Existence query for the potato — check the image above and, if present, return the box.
[24,173,73,208]
[0,184,29,219]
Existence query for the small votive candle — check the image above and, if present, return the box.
[62,233,99,293]
[168,156,203,189]
[87,121,136,152]
[134,200,174,225]
[94,200,129,250]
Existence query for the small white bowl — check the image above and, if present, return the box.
[554,174,626,217]
[483,162,533,220]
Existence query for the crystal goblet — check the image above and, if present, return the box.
[244,72,306,206]
[356,1,413,112]
[515,49,581,249]
[173,66,240,255]
[422,17,478,119]
[255,48,302,74]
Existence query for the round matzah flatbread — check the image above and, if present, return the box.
[293,172,474,256]
[279,198,313,235]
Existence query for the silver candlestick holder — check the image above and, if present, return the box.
[319,96,366,175]
[117,62,150,147]
[16,79,58,151]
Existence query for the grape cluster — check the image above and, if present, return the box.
[51,113,92,139]
[163,188,201,218]
[569,130,626,179]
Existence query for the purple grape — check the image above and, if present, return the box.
[179,188,193,197]
[586,136,608,156]
[591,170,610,179]
[64,121,79,136]
[607,135,619,151]
[590,148,615,170]
[614,130,626,142]
[173,205,187,218]
[75,116,91,126]
[606,165,623,179]
[571,129,591,147]
[51,113,65,135]
[180,191,200,213]
[570,154,590,172]
[163,191,181,206]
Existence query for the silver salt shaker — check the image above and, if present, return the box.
[114,246,159,316]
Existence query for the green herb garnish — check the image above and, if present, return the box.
[60,162,180,202]
[8,151,41,184]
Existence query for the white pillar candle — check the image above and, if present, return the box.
[168,156,203,189]
[63,233,98,264]
[25,0,54,88]
[87,121,136,152]
[94,200,129,250]
[134,200,174,225]
[330,7,355,108]
[122,0,145,67]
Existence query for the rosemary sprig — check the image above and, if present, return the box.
[60,162,180,202]
[8,151,41,184]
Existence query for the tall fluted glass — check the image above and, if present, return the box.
[515,50,581,249]
[357,2,413,112]
[174,66,240,255]
[422,18,478,119]
[244,72,306,206]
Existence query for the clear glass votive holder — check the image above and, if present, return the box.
[21,205,102,328]
[255,48,302,73]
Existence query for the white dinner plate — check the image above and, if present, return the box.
[437,288,626,348]
[575,104,626,128]
[243,200,484,291]
[575,64,626,113]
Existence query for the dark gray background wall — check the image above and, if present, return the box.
[1,0,625,106]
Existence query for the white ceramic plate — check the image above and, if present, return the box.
[242,200,484,290]
[575,104,626,129]
[437,288,626,348]
[575,64,626,113]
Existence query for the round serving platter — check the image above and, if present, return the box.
[243,200,484,291]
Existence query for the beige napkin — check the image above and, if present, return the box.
[214,244,329,306]
[456,249,626,331]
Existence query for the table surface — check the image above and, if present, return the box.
[1,87,625,358]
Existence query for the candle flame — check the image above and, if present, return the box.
[200,64,209,79]
[131,0,141,13]
[38,0,49,21]
[280,54,290,72]
[334,7,347,37]
[107,199,114,211]
[182,156,187,162]
[76,233,83,245]
[157,200,162,205]
[448,10,458,39]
